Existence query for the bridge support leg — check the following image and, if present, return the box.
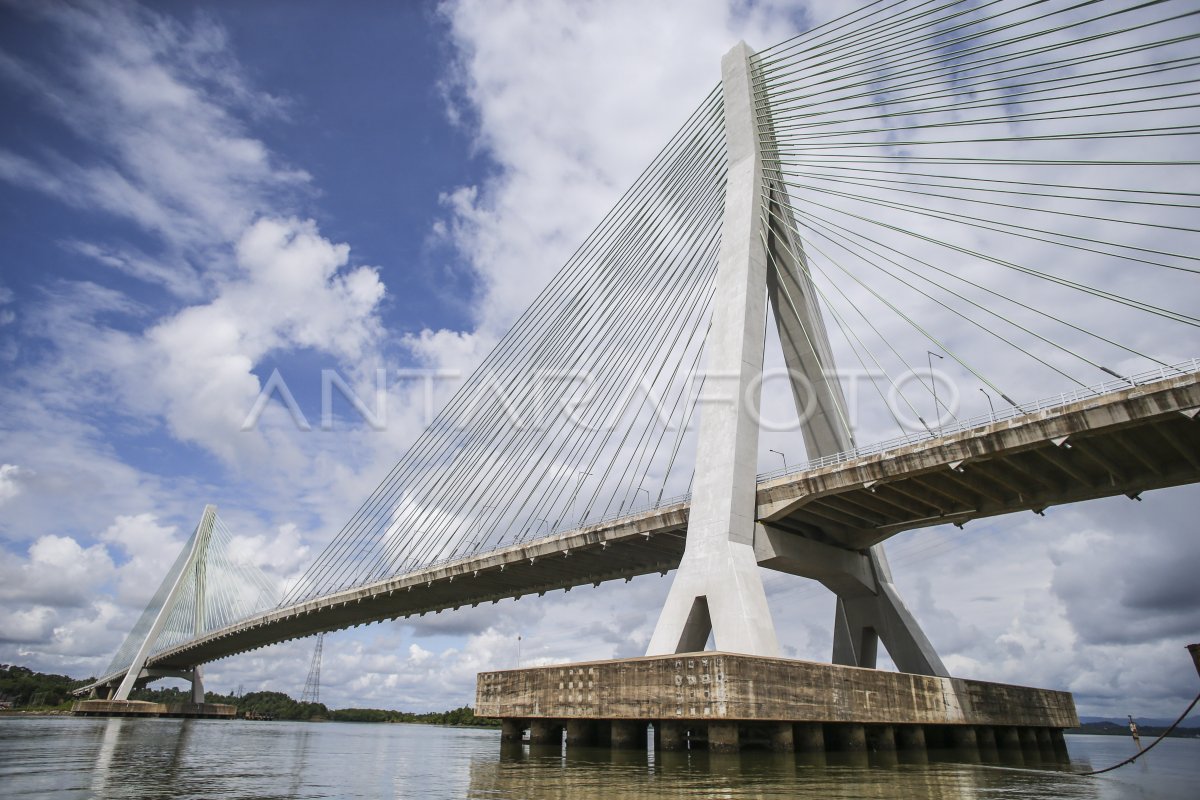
[190,666,205,704]
[644,42,781,659]
[501,719,524,743]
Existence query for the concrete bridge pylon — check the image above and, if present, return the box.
[644,42,946,676]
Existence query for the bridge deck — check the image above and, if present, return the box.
[84,369,1199,690]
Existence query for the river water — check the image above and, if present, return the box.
[0,716,1193,799]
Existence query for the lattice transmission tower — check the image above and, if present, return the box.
[299,632,325,705]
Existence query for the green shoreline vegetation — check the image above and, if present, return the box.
[1,664,498,726]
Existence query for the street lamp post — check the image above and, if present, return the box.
[980,387,995,420]
[769,448,787,471]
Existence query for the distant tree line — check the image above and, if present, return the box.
[1,663,498,726]
[0,664,91,708]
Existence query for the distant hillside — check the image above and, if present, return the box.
[1069,720,1200,739]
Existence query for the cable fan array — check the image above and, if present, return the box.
[282,90,729,605]
[753,0,1199,444]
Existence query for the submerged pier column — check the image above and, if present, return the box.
[1035,728,1057,762]
[501,719,524,743]
[975,725,999,763]
[708,721,740,753]
[658,721,686,751]
[1049,727,1071,762]
[566,720,597,748]
[610,720,646,750]
[949,725,980,763]
[896,725,928,763]
[794,722,825,753]
[831,723,867,752]
[1018,727,1041,763]
[529,720,561,746]
[768,722,794,752]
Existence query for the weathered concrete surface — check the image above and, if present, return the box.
[646,41,779,659]
[82,370,1199,696]
[71,699,235,719]
[475,652,1078,728]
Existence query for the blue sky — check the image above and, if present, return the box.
[1,0,1197,718]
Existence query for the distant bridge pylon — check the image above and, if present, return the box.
[81,505,277,701]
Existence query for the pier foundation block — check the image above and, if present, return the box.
[476,652,1076,764]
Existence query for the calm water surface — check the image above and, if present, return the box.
[0,717,1194,799]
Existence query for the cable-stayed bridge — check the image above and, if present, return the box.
[79,0,1200,717]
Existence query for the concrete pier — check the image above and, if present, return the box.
[477,652,1076,764]
[71,700,235,719]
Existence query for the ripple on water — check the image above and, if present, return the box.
[0,718,1194,799]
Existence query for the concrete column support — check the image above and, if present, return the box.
[831,723,867,752]
[976,725,999,763]
[868,724,896,752]
[708,721,740,753]
[501,719,524,743]
[610,720,646,750]
[896,725,928,764]
[190,667,205,705]
[1035,727,1057,762]
[1049,727,1071,762]
[566,720,597,748]
[949,725,980,762]
[768,722,794,752]
[995,727,1025,766]
[658,721,687,751]
[794,722,825,753]
[529,719,560,746]
[645,41,780,659]
[1018,727,1041,762]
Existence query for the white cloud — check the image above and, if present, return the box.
[0,464,31,506]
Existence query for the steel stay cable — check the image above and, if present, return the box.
[757,0,1176,103]
[624,321,712,517]
[777,178,1200,281]
[781,197,1169,367]
[591,281,717,521]
[768,91,1200,146]
[374,160,724,575]
[398,145,724,563]
[775,201,1094,387]
[757,6,1199,120]
[454,215,722,556]
[753,0,933,64]
[779,169,1200,239]
[755,0,1132,100]
[755,0,1053,90]
[283,89,725,601]
[391,164,729,568]
[768,188,1200,332]
[405,143,729,563]
[572,236,723,528]
[343,112,724,582]
[777,165,1200,210]
[756,0,1005,84]
[755,212,857,441]
[761,53,1200,127]
[760,198,1024,409]
[287,98,726,599]
[761,201,961,427]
